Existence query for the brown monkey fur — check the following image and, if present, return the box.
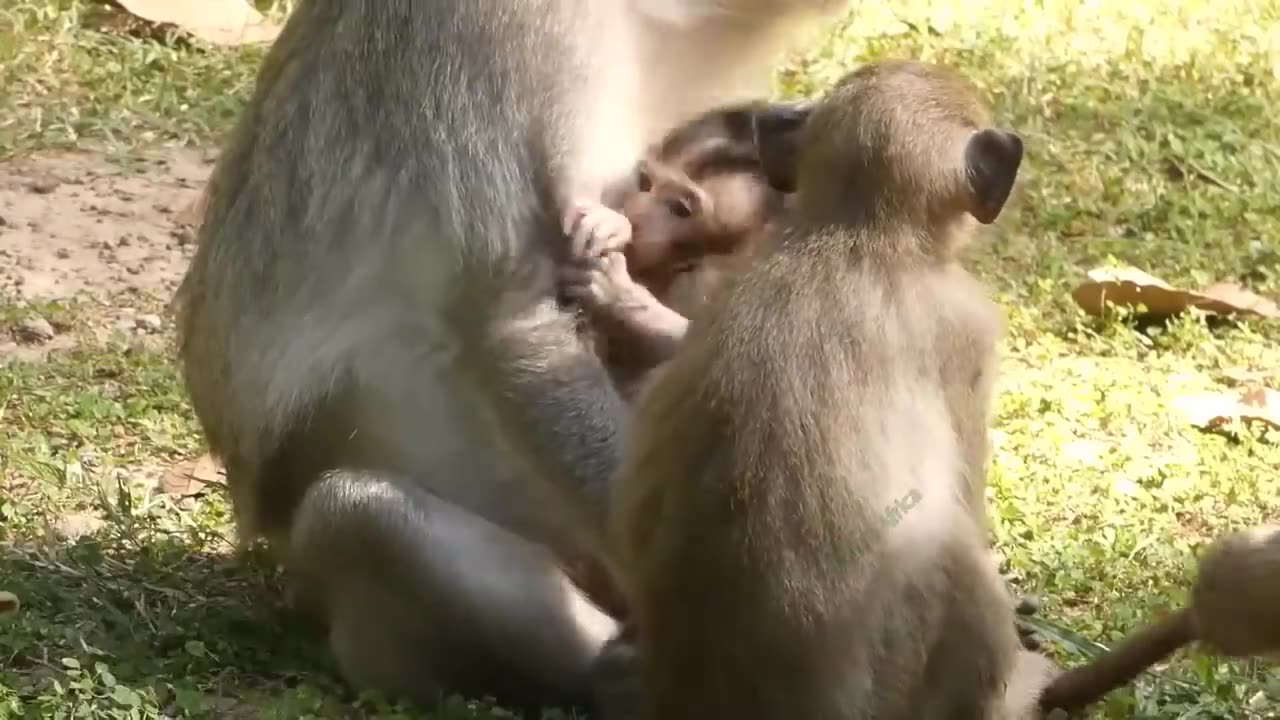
[1038,524,1280,715]
[172,0,847,710]
[605,58,1055,719]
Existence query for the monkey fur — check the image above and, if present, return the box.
[607,58,1053,719]
[172,0,845,709]
[1038,524,1280,715]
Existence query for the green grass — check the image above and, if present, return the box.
[2,0,1280,717]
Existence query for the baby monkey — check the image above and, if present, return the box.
[561,101,800,398]
[606,59,1053,720]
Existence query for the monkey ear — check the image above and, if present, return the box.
[720,107,760,145]
[964,128,1023,224]
[753,101,814,136]
[753,101,814,194]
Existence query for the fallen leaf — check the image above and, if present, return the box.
[0,591,18,616]
[1071,267,1190,316]
[158,453,224,497]
[1196,282,1280,318]
[1071,267,1280,319]
[113,0,281,47]
[192,453,222,482]
[1173,386,1280,435]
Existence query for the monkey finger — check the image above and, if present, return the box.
[563,278,609,304]
[570,217,603,259]
[559,265,599,286]
[565,205,598,256]
[599,251,629,273]
[586,224,632,258]
[571,206,632,259]
[562,202,590,237]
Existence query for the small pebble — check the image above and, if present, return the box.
[28,178,59,194]
[16,316,56,344]
[136,313,163,332]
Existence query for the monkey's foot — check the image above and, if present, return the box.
[565,202,633,259]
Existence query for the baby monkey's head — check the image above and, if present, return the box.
[620,102,796,281]
[755,60,1024,250]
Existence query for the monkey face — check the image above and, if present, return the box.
[622,158,715,274]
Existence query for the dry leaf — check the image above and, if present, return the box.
[0,591,18,616]
[114,0,281,46]
[1196,282,1280,318]
[1173,387,1280,434]
[158,453,224,497]
[1071,267,1280,319]
[1071,267,1187,317]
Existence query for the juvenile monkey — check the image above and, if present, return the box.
[1038,523,1280,715]
[608,59,1055,719]
[570,95,1044,650]
[172,0,847,710]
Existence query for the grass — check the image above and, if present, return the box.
[1,0,1279,717]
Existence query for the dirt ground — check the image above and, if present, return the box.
[0,146,213,360]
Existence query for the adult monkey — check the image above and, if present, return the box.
[173,0,845,710]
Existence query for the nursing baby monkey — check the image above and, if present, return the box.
[606,59,1057,719]
[564,100,799,401]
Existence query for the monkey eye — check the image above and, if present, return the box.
[636,170,652,192]
[668,198,694,219]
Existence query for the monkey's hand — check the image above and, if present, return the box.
[565,202,633,259]
[562,252,690,362]
[561,253,657,326]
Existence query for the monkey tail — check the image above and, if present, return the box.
[1037,608,1195,714]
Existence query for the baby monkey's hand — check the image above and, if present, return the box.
[561,252,662,327]
[564,202,633,260]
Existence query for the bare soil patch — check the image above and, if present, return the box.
[0,146,211,303]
